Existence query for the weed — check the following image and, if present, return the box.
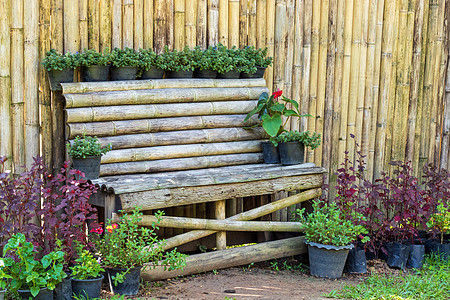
[212,269,219,275]
[242,262,254,272]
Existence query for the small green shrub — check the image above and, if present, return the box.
[110,47,140,67]
[78,48,111,67]
[162,45,196,72]
[42,49,78,71]
[276,130,321,149]
[239,46,273,74]
[139,48,167,71]
[296,200,369,247]
[427,200,450,244]
[67,134,111,159]
[70,243,104,280]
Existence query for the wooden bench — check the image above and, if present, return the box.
[61,79,325,269]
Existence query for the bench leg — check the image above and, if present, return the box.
[104,194,116,226]
[215,200,226,250]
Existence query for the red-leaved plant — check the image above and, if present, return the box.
[0,156,98,270]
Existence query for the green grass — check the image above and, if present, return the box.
[326,255,450,300]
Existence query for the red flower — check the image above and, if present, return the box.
[90,227,104,234]
[273,89,283,99]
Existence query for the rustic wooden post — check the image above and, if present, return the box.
[215,199,226,250]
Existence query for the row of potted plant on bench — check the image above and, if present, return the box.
[43,44,273,89]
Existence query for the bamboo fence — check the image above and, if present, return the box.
[0,0,448,187]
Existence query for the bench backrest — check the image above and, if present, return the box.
[62,79,268,177]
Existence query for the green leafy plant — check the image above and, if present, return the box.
[161,45,196,72]
[427,200,450,244]
[0,261,11,291]
[296,200,369,247]
[239,46,273,74]
[92,207,186,286]
[1,233,67,297]
[275,130,321,149]
[244,90,312,143]
[78,48,111,67]
[67,134,111,158]
[42,49,78,71]
[70,243,104,280]
[110,47,140,67]
[138,48,166,71]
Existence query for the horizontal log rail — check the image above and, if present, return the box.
[112,214,304,232]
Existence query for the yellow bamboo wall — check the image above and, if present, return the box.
[0,0,449,186]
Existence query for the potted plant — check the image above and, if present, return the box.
[42,49,77,91]
[215,45,243,79]
[78,48,111,82]
[296,200,369,279]
[192,46,218,78]
[70,243,105,299]
[1,233,67,299]
[67,134,111,180]
[240,46,273,78]
[163,46,196,78]
[92,207,186,295]
[426,200,450,260]
[138,49,165,79]
[0,261,10,300]
[244,90,311,164]
[110,47,140,80]
[275,130,321,165]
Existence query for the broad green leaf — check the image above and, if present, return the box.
[283,110,300,117]
[261,114,282,137]
[270,103,285,112]
[30,286,40,297]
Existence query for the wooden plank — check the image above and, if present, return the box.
[64,86,268,108]
[118,173,323,210]
[151,188,320,250]
[67,114,258,138]
[93,163,322,193]
[61,78,267,94]
[141,236,307,281]
[65,100,258,123]
[114,214,303,232]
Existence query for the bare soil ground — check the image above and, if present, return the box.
[100,257,375,300]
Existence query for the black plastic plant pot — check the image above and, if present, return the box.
[165,70,194,78]
[53,276,72,300]
[18,287,53,300]
[81,65,110,82]
[71,275,103,300]
[194,69,218,79]
[140,67,164,79]
[261,141,280,164]
[47,68,75,91]
[279,141,305,165]
[72,156,101,181]
[306,241,352,279]
[110,66,138,81]
[407,244,425,269]
[387,242,411,270]
[0,289,6,300]
[240,67,266,79]
[344,247,367,274]
[427,240,450,260]
[107,266,141,295]
[217,70,240,79]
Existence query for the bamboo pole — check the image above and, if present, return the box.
[185,0,196,48]
[99,0,112,51]
[63,0,80,52]
[300,0,312,132]
[174,0,186,50]
[112,0,122,48]
[144,0,154,49]
[228,0,239,47]
[208,0,219,45]
[197,0,207,48]
[273,0,287,93]
[142,236,307,281]
[238,0,247,48]
[306,0,320,163]
[154,0,166,53]
[24,0,40,168]
[367,0,385,181]
[283,0,295,100]
[122,0,134,49]
[314,0,329,166]
[88,0,100,50]
[11,0,25,173]
[134,0,144,49]
[373,0,395,179]
[256,0,266,49]
[215,200,226,250]
[79,0,88,51]
[219,0,229,46]
[0,0,12,170]
[322,0,336,180]
[248,0,256,46]
[166,0,175,50]
[265,0,275,92]
[148,188,321,251]
[290,0,304,132]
